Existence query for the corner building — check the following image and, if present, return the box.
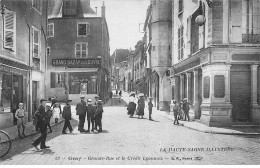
[172,0,260,126]
[47,0,110,103]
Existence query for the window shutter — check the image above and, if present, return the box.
[87,23,90,35]
[230,0,242,43]
[4,11,15,50]
[50,72,56,88]
[186,16,191,56]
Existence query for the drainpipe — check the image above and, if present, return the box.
[27,23,32,121]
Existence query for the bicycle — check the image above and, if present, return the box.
[0,130,11,158]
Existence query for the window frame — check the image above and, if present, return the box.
[47,23,54,37]
[75,43,88,58]
[32,0,42,14]
[77,22,90,37]
[32,26,41,59]
[179,0,184,14]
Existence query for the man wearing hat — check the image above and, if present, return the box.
[95,100,104,132]
[148,97,153,121]
[183,98,191,121]
[76,96,87,133]
[93,95,99,130]
[86,99,95,132]
[172,100,180,125]
[62,99,73,134]
[32,99,49,150]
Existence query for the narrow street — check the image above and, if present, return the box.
[1,98,260,165]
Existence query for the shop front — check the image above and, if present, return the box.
[0,62,28,129]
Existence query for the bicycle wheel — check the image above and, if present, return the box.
[0,130,11,158]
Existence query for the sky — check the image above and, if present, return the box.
[90,0,150,55]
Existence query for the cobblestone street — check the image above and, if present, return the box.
[1,101,260,165]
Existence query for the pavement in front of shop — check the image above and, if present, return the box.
[120,91,260,136]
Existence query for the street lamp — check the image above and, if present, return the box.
[195,0,212,26]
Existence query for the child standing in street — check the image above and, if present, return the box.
[52,102,60,123]
[148,97,153,121]
[15,103,26,139]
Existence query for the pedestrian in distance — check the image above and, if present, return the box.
[32,99,50,150]
[119,90,122,103]
[178,100,184,120]
[148,97,153,121]
[52,102,60,123]
[15,103,26,139]
[127,92,137,118]
[172,100,180,125]
[136,93,145,119]
[116,89,118,95]
[76,96,87,133]
[86,99,95,132]
[95,100,104,132]
[109,90,113,106]
[62,99,73,134]
[183,98,191,121]
[45,105,53,133]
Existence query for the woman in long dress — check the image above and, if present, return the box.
[127,93,136,118]
[136,94,145,119]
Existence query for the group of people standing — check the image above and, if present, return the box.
[127,92,154,121]
[76,95,104,133]
[171,98,191,125]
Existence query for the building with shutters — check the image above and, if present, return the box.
[0,0,48,129]
[171,0,260,126]
[46,0,110,104]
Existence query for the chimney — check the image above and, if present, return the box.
[101,1,105,18]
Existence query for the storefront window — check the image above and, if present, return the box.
[0,74,12,113]
[69,72,97,94]
[203,76,210,99]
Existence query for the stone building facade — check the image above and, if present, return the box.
[0,0,48,129]
[143,0,172,110]
[46,0,110,103]
[172,0,260,126]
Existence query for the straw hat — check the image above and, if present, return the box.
[139,93,144,97]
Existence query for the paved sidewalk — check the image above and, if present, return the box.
[121,91,260,136]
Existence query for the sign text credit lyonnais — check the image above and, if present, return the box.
[52,59,101,67]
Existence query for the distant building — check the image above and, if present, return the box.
[110,49,129,90]
[172,0,260,126]
[46,0,110,103]
[0,0,48,129]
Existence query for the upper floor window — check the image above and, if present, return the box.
[77,22,90,36]
[32,27,41,58]
[179,0,183,13]
[32,0,42,14]
[75,43,88,58]
[47,23,54,37]
[3,10,16,52]
[178,26,184,60]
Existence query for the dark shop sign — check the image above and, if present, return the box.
[52,59,101,68]
[0,64,28,76]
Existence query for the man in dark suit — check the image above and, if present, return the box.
[32,99,49,150]
[76,97,87,133]
[86,99,95,132]
[62,99,73,134]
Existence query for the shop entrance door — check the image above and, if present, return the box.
[12,75,23,125]
[230,65,251,122]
